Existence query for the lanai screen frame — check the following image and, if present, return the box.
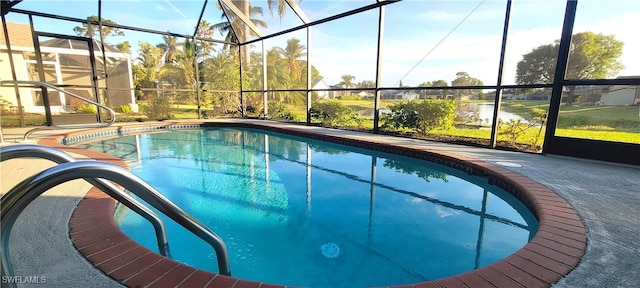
[1,0,638,165]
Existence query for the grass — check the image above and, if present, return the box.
[2,99,638,146]
[555,128,640,144]
[502,100,640,132]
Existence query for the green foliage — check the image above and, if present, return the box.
[516,31,624,85]
[381,100,457,135]
[267,101,296,121]
[78,104,98,114]
[338,75,356,88]
[383,159,449,182]
[310,100,360,127]
[498,119,529,145]
[339,95,361,100]
[451,72,484,99]
[141,94,174,120]
[0,96,11,111]
[498,111,548,147]
[119,104,132,114]
[73,16,124,39]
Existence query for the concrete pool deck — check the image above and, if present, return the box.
[1,119,638,287]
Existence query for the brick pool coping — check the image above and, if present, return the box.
[39,121,587,288]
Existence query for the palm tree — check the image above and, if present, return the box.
[137,42,164,80]
[212,3,267,62]
[158,39,196,89]
[196,20,217,57]
[339,75,356,88]
[115,41,131,54]
[156,35,182,64]
[266,47,289,99]
[276,38,306,80]
[213,1,290,64]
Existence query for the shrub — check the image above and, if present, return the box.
[339,95,361,100]
[310,100,360,127]
[266,101,296,121]
[498,119,528,145]
[119,104,132,114]
[381,100,456,135]
[78,104,98,114]
[0,96,11,112]
[141,94,174,120]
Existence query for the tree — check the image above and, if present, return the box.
[431,80,448,87]
[115,41,131,54]
[156,35,183,65]
[212,1,289,64]
[265,47,289,100]
[212,3,267,57]
[357,80,375,88]
[451,72,483,100]
[427,80,449,99]
[516,31,624,105]
[338,75,356,88]
[276,38,306,80]
[196,20,217,57]
[73,16,124,40]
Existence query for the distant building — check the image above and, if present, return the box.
[527,90,549,101]
[311,78,332,99]
[380,90,419,100]
[601,80,640,106]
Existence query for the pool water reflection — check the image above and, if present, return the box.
[77,128,538,287]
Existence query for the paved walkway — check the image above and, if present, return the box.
[1,120,638,287]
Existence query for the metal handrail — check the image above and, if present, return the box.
[0,160,231,281]
[0,80,116,141]
[0,145,170,257]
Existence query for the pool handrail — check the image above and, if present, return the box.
[0,159,231,283]
[0,80,116,141]
[0,144,170,257]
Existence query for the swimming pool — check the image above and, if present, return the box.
[76,126,538,287]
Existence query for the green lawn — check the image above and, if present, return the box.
[3,99,638,146]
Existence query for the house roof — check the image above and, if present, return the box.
[1,22,122,53]
[40,38,122,53]
[0,22,34,48]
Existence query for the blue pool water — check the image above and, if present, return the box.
[77,128,538,287]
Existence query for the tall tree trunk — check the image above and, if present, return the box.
[566,86,577,106]
[241,0,250,65]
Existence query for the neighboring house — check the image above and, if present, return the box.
[601,85,639,106]
[311,78,331,99]
[381,90,419,100]
[352,90,373,99]
[527,90,549,101]
[329,85,348,99]
[0,22,136,114]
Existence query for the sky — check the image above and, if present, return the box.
[4,0,640,87]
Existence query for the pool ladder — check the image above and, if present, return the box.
[0,145,231,286]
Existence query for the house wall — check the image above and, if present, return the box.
[0,49,39,113]
[601,88,637,106]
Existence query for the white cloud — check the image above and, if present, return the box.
[164,0,189,19]
[435,206,460,218]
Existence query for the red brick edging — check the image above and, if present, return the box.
[39,121,586,288]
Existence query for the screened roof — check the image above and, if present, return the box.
[2,0,638,87]
[6,0,390,44]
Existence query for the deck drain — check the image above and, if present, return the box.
[496,161,523,168]
[321,243,340,258]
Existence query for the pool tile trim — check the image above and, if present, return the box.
[39,121,587,288]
